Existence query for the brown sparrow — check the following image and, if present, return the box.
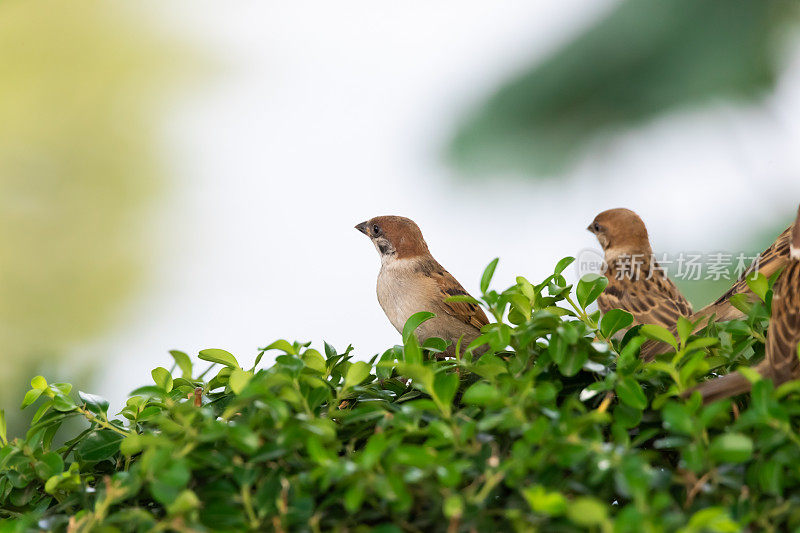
[639,222,793,360]
[355,216,489,357]
[587,208,693,337]
[687,206,800,404]
[694,225,792,322]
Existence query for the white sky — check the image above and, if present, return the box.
[81,1,800,409]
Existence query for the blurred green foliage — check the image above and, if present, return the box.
[0,0,198,426]
[450,0,797,176]
[1,258,797,530]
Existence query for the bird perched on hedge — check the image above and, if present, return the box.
[687,205,800,404]
[355,216,488,357]
[638,222,793,360]
[695,226,792,321]
[587,208,693,338]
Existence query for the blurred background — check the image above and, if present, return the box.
[3,0,800,431]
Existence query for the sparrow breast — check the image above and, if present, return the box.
[376,256,431,333]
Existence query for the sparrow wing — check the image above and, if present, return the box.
[650,226,793,360]
[599,264,693,329]
[764,261,800,383]
[431,270,490,331]
[642,229,791,360]
[696,225,792,322]
[687,259,800,404]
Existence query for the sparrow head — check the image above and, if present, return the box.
[355,215,429,261]
[587,208,652,255]
[792,203,800,260]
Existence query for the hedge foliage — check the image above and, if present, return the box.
[1,257,798,532]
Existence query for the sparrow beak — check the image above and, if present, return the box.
[355,221,368,235]
[586,224,595,234]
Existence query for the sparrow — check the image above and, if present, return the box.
[687,205,800,404]
[694,225,792,322]
[587,208,693,339]
[355,215,489,357]
[639,222,793,360]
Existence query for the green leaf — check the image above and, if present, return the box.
[168,489,200,516]
[78,391,109,417]
[421,337,449,354]
[402,311,436,344]
[151,461,191,505]
[523,485,567,516]
[576,274,608,309]
[443,494,464,519]
[461,382,501,405]
[160,458,191,488]
[31,400,53,424]
[661,401,694,435]
[262,339,297,356]
[34,452,64,480]
[51,382,72,395]
[557,346,588,377]
[21,388,44,409]
[616,377,647,410]
[746,272,769,302]
[128,385,168,399]
[685,507,739,532]
[228,369,253,395]
[639,324,678,351]
[403,329,423,366]
[169,350,193,378]
[432,372,458,410]
[301,349,326,373]
[344,483,365,513]
[480,257,499,293]
[684,337,719,352]
[360,433,388,469]
[676,316,693,347]
[151,367,173,393]
[52,394,76,412]
[172,377,197,390]
[397,363,434,393]
[567,497,608,527]
[198,349,240,369]
[120,434,143,456]
[554,256,575,275]
[31,376,48,391]
[710,433,753,463]
[77,430,125,462]
[344,361,371,390]
[276,355,304,375]
[137,406,161,421]
[0,409,6,445]
[515,274,534,293]
[599,309,633,338]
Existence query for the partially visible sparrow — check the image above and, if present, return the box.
[356,216,489,357]
[588,208,693,337]
[687,205,800,404]
[639,222,793,360]
[694,225,792,322]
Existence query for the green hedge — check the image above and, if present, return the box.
[1,257,797,532]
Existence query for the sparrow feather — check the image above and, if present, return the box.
[640,224,793,360]
[687,207,800,404]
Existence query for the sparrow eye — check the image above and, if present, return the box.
[593,222,601,232]
[372,224,381,235]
